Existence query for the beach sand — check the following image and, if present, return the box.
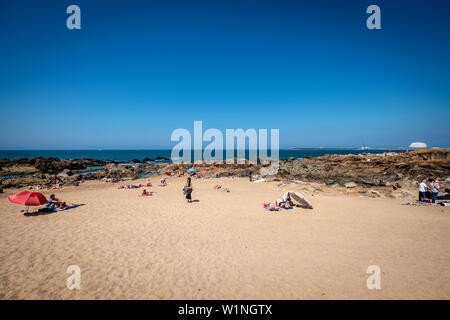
[0,177,449,299]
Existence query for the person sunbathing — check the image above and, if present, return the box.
[214,185,230,192]
[56,202,72,210]
[263,203,279,211]
[56,203,83,211]
[141,189,155,196]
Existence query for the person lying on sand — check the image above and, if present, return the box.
[56,203,80,211]
[263,201,292,210]
[263,203,279,211]
[140,189,155,196]
[214,185,230,192]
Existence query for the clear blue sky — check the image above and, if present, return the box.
[0,0,449,149]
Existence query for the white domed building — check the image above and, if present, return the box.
[408,142,428,149]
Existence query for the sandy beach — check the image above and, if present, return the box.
[0,176,449,300]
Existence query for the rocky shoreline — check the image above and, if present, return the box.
[1,149,449,199]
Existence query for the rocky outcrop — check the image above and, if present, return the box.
[0,157,107,175]
[0,158,106,188]
[1,150,448,195]
[278,149,450,191]
[414,148,449,161]
[161,161,260,178]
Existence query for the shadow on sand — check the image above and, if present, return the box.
[23,204,86,217]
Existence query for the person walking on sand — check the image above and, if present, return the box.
[428,178,439,203]
[185,177,193,203]
[418,179,427,202]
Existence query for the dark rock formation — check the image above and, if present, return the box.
[0,149,448,193]
[278,149,450,189]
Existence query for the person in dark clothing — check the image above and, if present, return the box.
[185,177,193,203]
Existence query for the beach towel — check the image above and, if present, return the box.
[401,202,430,206]
[400,202,447,206]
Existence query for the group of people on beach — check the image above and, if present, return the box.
[134,176,194,203]
[118,182,152,189]
[418,178,440,203]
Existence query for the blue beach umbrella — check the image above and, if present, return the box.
[187,168,196,172]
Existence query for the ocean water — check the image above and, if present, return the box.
[0,149,406,161]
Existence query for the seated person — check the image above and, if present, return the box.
[283,191,295,206]
[47,194,62,208]
[276,198,293,209]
